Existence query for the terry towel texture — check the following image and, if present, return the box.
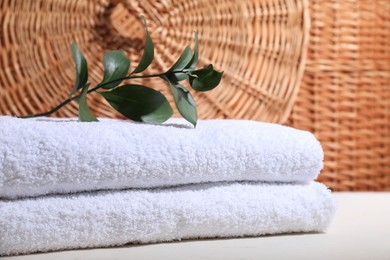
[0,117,323,198]
[0,182,335,256]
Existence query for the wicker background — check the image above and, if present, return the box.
[0,0,309,123]
[0,0,389,190]
[287,0,390,191]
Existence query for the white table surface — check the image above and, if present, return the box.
[3,192,390,260]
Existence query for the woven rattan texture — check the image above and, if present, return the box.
[0,0,309,123]
[287,0,390,191]
[2,1,389,191]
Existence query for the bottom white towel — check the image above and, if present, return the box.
[0,182,335,256]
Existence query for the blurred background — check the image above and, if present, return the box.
[0,0,389,191]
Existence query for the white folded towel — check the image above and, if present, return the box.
[0,181,335,256]
[0,117,323,198]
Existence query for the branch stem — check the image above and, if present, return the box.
[17,71,181,119]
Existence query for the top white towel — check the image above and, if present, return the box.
[0,117,323,198]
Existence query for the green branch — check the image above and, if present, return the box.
[17,17,223,127]
[17,72,178,119]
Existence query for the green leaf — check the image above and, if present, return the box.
[70,42,88,95]
[186,32,199,70]
[100,50,130,89]
[78,83,98,122]
[98,84,173,124]
[191,64,214,77]
[168,46,193,72]
[132,16,154,74]
[166,33,198,82]
[162,76,198,127]
[190,65,223,92]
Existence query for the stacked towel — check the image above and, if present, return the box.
[0,117,336,256]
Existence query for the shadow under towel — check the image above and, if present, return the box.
[0,182,336,256]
